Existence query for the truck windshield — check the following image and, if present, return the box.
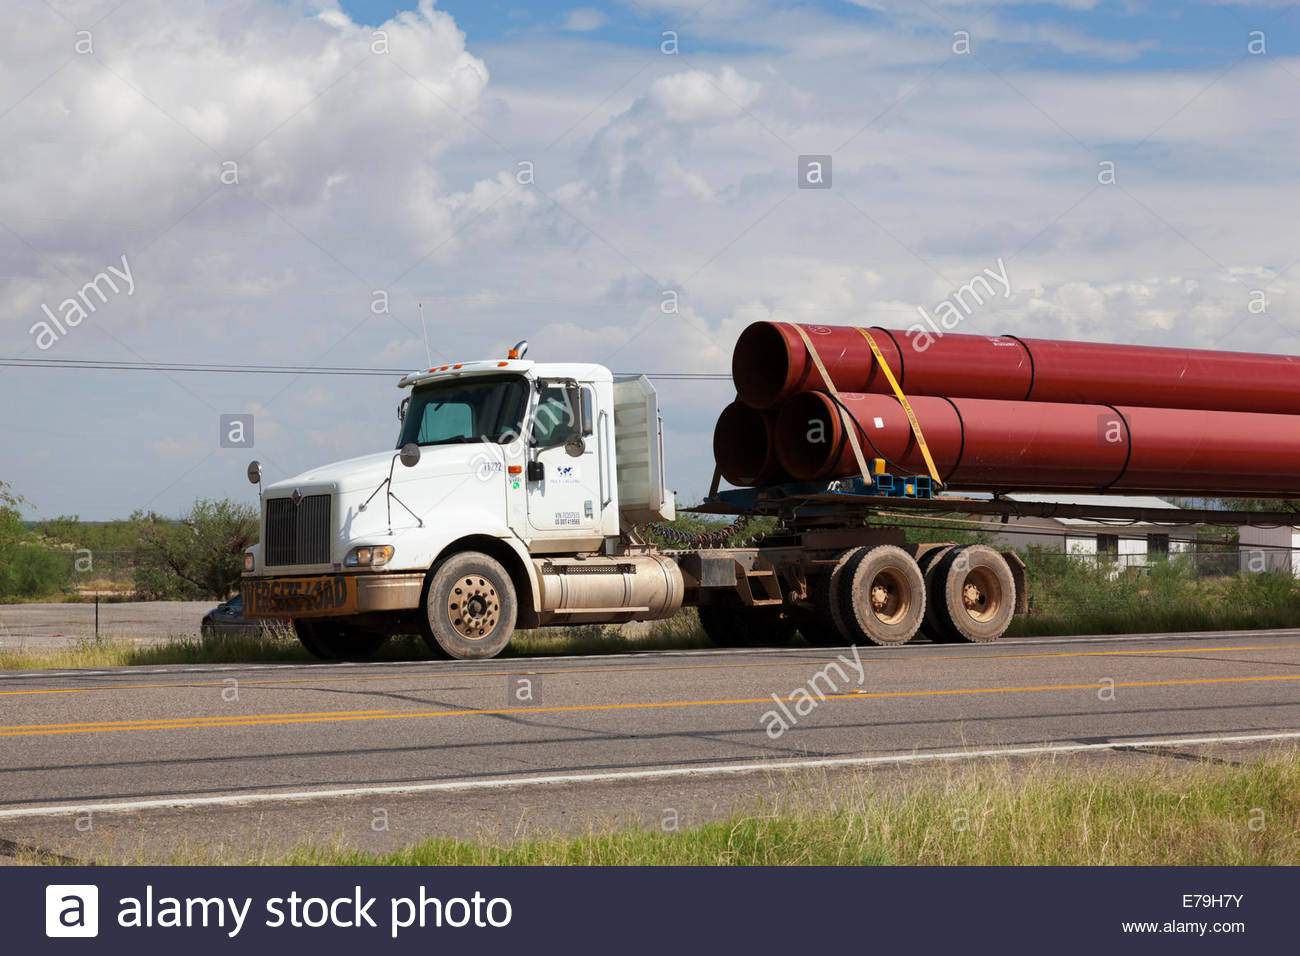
[398,374,529,447]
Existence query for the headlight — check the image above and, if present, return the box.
[243,551,255,573]
[345,545,394,568]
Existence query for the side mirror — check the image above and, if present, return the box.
[399,443,421,467]
[398,396,409,424]
[246,460,262,485]
[564,436,586,457]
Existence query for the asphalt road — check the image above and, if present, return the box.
[1,628,1298,862]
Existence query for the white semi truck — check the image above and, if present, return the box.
[240,340,1300,660]
[240,341,1032,659]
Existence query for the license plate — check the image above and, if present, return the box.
[243,575,357,617]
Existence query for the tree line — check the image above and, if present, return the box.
[0,480,255,601]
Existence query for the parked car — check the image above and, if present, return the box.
[201,594,287,639]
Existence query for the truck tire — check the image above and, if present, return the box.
[293,619,388,660]
[917,546,960,643]
[929,545,1016,643]
[698,603,743,646]
[738,608,797,646]
[699,601,795,647]
[421,551,517,660]
[802,546,865,646]
[837,545,925,646]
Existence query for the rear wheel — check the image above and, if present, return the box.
[421,551,517,660]
[801,546,865,646]
[917,546,959,643]
[698,603,743,646]
[929,545,1015,643]
[293,619,389,660]
[699,601,795,647]
[837,545,925,646]
[737,608,796,646]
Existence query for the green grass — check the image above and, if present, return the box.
[0,615,712,670]
[1009,557,1300,637]
[271,750,1300,866]
[0,627,314,670]
[506,611,712,656]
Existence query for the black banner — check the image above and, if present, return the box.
[14,866,1290,953]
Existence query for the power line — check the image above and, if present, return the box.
[0,356,731,380]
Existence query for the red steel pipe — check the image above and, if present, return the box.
[712,401,788,487]
[773,390,1300,497]
[734,321,1300,415]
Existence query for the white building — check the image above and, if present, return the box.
[1238,525,1300,578]
[986,493,1198,567]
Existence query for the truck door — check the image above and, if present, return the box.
[525,380,602,536]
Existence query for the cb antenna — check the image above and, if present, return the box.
[418,301,432,368]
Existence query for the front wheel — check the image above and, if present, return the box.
[293,619,389,660]
[421,551,518,660]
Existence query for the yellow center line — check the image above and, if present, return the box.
[2,641,1296,697]
[0,709,391,733]
[2,673,1297,738]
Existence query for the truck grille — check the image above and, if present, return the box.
[264,495,332,567]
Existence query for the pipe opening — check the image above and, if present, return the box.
[732,322,795,409]
[774,391,841,480]
[713,402,778,486]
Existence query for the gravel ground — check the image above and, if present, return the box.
[0,601,214,651]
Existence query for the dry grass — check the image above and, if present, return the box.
[0,613,712,670]
[0,625,312,670]
[274,749,1300,866]
[506,611,712,656]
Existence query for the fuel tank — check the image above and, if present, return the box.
[533,553,685,625]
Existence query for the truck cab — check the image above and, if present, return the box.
[241,343,680,660]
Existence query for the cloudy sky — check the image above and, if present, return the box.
[1,0,1297,520]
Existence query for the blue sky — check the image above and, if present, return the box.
[335,1,1298,67]
[2,1,1299,517]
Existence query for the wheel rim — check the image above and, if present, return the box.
[869,567,911,626]
[447,575,499,640]
[959,566,1003,624]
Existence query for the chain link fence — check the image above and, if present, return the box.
[1023,547,1299,580]
[1017,547,1300,629]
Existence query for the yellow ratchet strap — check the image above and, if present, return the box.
[856,327,943,488]
[789,324,873,487]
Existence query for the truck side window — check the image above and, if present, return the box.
[531,385,592,446]
[532,385,577,446]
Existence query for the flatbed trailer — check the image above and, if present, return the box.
[672,479,1296,647]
